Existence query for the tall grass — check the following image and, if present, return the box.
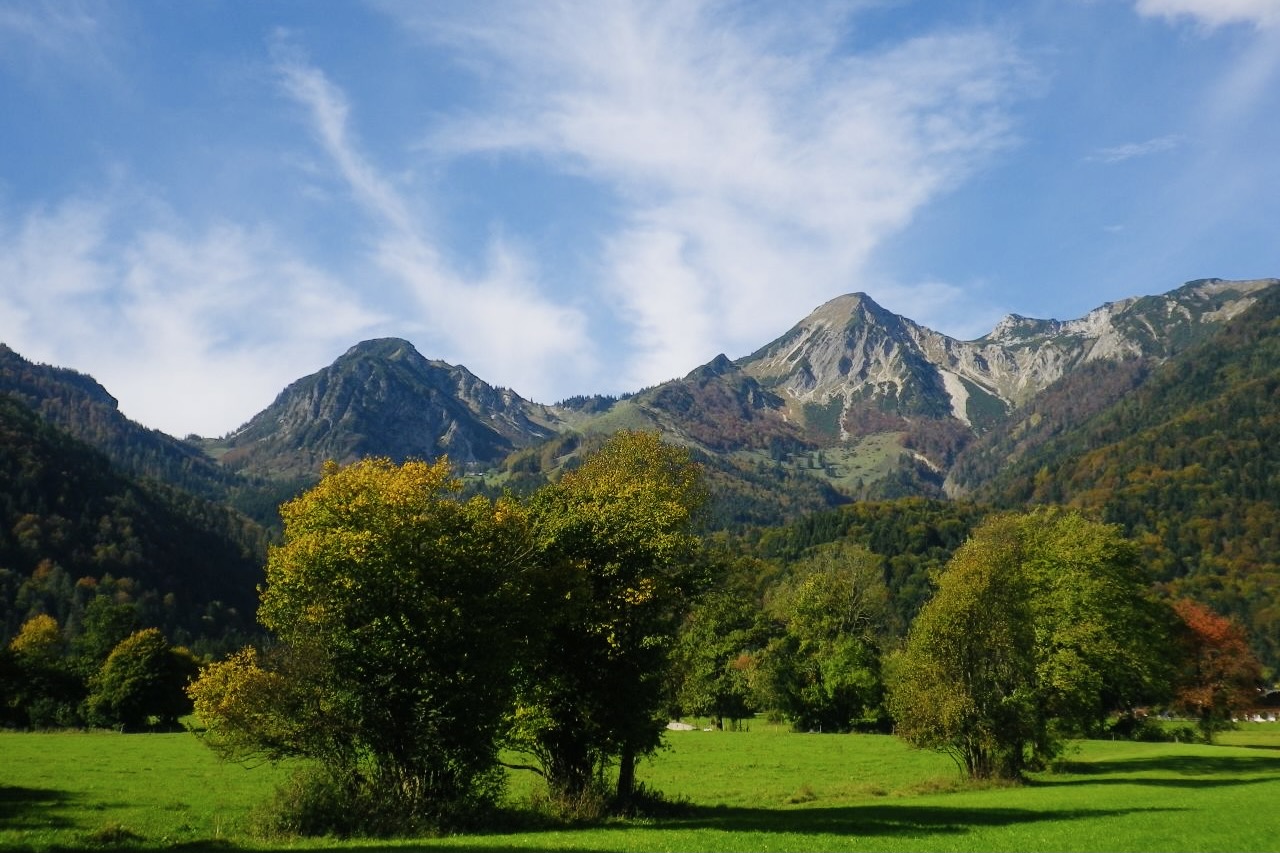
[2,724,1280,850]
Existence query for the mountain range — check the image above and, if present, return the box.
[3,276,1279,659]
[186,276,1276,522]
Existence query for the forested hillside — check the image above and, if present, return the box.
[0,394,266,653]
[736,497,990,630]
[975,286,1280,664]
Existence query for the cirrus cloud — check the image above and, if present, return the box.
[386,0,1032,388]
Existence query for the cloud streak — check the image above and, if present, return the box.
[1134,0,1280,30]
[271,36,596,402]
[395,1,1031,388]
[1087,134,1184,164]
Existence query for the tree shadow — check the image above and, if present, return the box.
[656,801,1180,839]
[0,785,78,831]
[1041,752,1280,787]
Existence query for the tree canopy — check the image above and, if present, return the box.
[189,457,535,834]
[511,430,708,808]
[887,509,1173,779]
[753,541,891,733]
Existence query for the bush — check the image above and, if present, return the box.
[525,779,613,825]
[1106,714,1205,744]
[251,763,507,839]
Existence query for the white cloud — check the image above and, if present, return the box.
[1134,0,1280,30]
[272,38,417,236]
[271,40,595,402]
[0,197,385,437]
[0,0,118,84]
[388,1,1030,388]
[1087,134,1184,164]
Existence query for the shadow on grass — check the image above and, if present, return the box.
[0,785,78,831]
[1217,742,1280,752]
[21,803,1182,853]
[8,750,1271,853]
[1043,752,1280,787]
[657,801,1180,839]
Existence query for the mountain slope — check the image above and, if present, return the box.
[0,344,249,505]
[0,393,266,648]
[544,279,1274,511]
[6,277,1274,534]
[971,285,1280,663]
[204,338,564,478]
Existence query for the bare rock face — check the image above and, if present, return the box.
[734,278,1277,438]
[198,277,1277,499]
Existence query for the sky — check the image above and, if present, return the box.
[1,0,1278,438]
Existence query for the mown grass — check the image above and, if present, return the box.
[3,724,1280,851]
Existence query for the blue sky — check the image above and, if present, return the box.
[1,0,1278,437]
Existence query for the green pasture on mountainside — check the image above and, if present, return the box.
[2,724,1279,852]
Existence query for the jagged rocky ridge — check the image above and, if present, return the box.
[737,278,1275,436]
[4,277,1276,517]
[194,277,1278,503]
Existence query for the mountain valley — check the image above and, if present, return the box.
[3,275,1279,660]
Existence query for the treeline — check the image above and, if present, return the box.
[176,437,1261,838]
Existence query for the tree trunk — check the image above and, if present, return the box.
[616,742,637,807]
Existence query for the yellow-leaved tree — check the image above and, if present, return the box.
[189,457,535,835]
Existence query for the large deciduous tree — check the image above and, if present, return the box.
[188,457,533,834]
[85,627,197,731]
[753,542,891,733]
[887,509,1173,780]
[511,431,707,809]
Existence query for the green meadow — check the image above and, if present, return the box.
[3,724,1280,851]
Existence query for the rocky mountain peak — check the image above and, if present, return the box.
[207,338,559,477]
[729,277,1279,441]
[340,337,420,363]
[985,314,1063,343]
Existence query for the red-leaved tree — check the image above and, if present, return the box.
[1172,598,1262,741]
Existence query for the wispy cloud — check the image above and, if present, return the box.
[0,0,117,83]
[272,36,417,236]
[1134,0,1280,30]
[0,195,385,436]
[1087,134,1184,164]
[387,1,1031,388]
[270,35,596,401]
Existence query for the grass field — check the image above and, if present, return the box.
[3,724,1280,851]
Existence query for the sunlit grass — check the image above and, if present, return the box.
[0,728,284,849]
[3,724,1280,850]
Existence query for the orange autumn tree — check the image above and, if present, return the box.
[1172,598,1262,741]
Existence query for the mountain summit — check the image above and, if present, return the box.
[736,278,1276,437]
[191,277,1276,502]
[205,338,562,477]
